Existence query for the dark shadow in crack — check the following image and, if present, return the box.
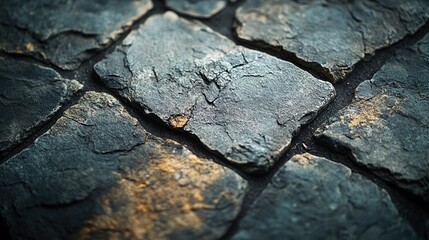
[0,216,11,240]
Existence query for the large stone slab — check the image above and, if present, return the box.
[0,58,82,153]
[235,0,429,83]
[0,0,153,70]
[95,12,335,173]
[315,34,429,202]
[165,0,227,18]
[0,92,247,240]
[232,154,416,240]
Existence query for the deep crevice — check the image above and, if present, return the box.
[0,215,11,240]
[0,90,85,165]
[0,0,167,168]
[59,1,167,86]
[90,72,250,180]
[314,136,429,240]
[231,11,429,85]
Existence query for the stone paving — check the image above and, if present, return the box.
[95,12,335,172]
[0,1,428,240]
[0,58,82,152]
[315,34,429,203]
[233,154,416,240]
[0,0,153,70]
[236,0,429,82]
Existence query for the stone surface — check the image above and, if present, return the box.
[0,92,247,240]
[0,57,82,153]
[95,12,335,173]
[315,34,429,202]
[235,0,429,83]
[165,0,227,18]
[233,154,417,240]
[0,0,153,70]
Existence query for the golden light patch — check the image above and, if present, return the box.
[293,153,314,166]
[341,94,398,128]
[78,144,226,240]
[168,115,189,129]
[343,107,381,128]
[154,156,177,173]
[24,42,34,51]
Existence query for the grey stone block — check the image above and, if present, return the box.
[95,12,335,173]
[0,92,247,240]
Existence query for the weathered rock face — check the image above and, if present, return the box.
[165,0,227,18]
[0,0,153,70]
[95,12,335,173]
[235,0,429,83]
[0,58,82,153]
[233,154,417,240]
[315,34,429,202]
[0,92,247,240]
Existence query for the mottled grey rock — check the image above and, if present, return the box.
[165,0,227,18]
[233,154,417,240]
[94,12,335,173]
[235,0,429,83]
[0,0,153,70]
[0,58,82,153]
[315,34,429,202]
[0,92,247,240]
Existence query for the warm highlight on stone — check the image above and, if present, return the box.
[316,34,429,202]
[0,92,246,240]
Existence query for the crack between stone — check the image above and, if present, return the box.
[90,141,145,155]
[222,19,429,240]
[62,115,94,127]
[152,67,160,82]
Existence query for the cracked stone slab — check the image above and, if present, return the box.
[0,92,247,240]
[0,0,153,70]
[235,0,429,83]
[0,57,82,153]
[165,0,227,18]
[315,34,429,202]
[232,154,417,240]
[94,12,335,173]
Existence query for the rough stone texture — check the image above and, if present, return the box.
[0,0,153,70]
[0,92,247,240]
[235,0,429,83]
[233,154,417,240]
[95,12,335,173]
[315,34,429,202]
[165,0,227,18]
[0,58,82,153]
